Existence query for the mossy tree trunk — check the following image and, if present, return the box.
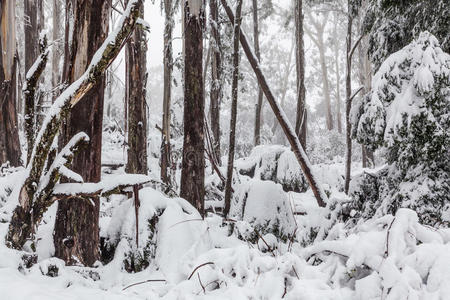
[54,0,110,266]
[180,0,206,216]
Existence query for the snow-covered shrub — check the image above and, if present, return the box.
[103,187,202,273]
[352,32,450,225]
[230,179,296,242]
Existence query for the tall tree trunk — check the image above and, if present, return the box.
[209,0,222,165]
[24,0,44,163]
[161,0,174,184]
[52,0,62,101]
[0,0,21,167]
[126,2,147,175]
[180,0,206,216]
[333,12,342,134]
[252,0,263,146]
[220,0,328,208]
[294,0,307,149]
[344,6,353,194]
[224,0,243,217]
[54,0,110,266]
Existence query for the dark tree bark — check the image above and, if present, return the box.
[0,0,21,167]
[252,0,263,146]
[180,0,206,216]
[209,0,222,165]
[161,0,174,184]
[220,0,328,208]
[54,0,110,266]
[294,0,307,149]
[126,2,147,175]
[5,0,142,251]
[223,0,243,217]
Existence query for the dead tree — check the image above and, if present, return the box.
[161,0,175,184]
[252,0,264,146]
[220,0,328,208]
[294,0,307,149]
[209,0,222,165]
[180,0,206,216]
[126,1,148,175]
[5,0,143,262]
[0,0,21,167]
[24,37,49,164]
[224,0,243,217]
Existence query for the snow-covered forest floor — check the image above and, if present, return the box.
[1,141,449,299]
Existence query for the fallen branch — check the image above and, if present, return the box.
[122,279,166,290]
[188,262,215,280]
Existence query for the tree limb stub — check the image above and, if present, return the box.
[220,0,328,207]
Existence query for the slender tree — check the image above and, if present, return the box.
[126,1,148,174]
[209,0,222,165]
[161,0,175,184]
[333,12,343,134]
[0,0,21,167]
[224,0,243,217]
[294,0,307,148]
[180,0,206,215]
[52,0,63,100]
[252,0,263,146]
[53,0,110,266]
[305,10,333,131]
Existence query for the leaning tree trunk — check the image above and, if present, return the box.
[220,0,328,208]
[54,0,110,266]
[224,0,243,217]
[209,0,222,166]
[180,0,206,216]
[126,1,148,175]
[161,0,174,184]
[294,0,307,149]
[0,0,21,167]
[252,0,263,146]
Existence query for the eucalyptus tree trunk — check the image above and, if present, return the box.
[126,2,148,175]
[0,0,21,167]
[305,11,333,131]
[252,0,263,146]
[333,12,342,134]
[54,0,110,266]
[224,0,243,217]
[344,7,353,194]
[294,0,307,149]
[180,0,206,216]
[52,0,62,100]
[209,0,222,165]
[161,0,174,184]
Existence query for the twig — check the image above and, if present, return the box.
[188,262,215,280]
[168,218,204,230]
[292,266,299,280]
[254,229,275,257]
[198,273,206,294]
[384,218,395,257]
[122,279,166,290]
